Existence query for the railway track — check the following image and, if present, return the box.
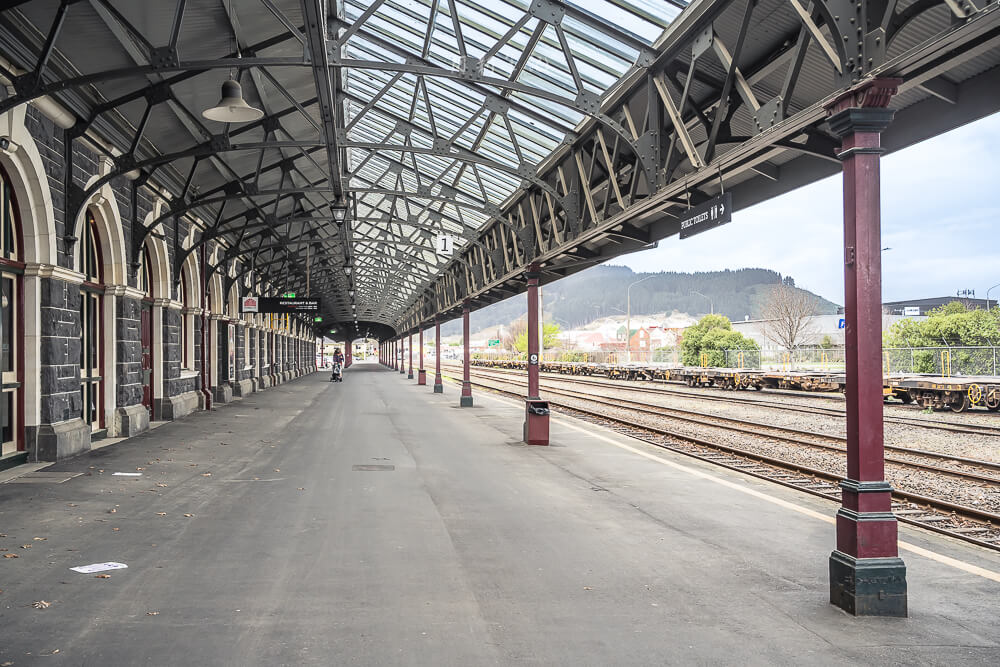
[450,364,1000,438]
[439,371,1000,552]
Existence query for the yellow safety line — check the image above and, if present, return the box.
[469,390,1000,583]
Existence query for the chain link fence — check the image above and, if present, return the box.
[724,346,1000,376]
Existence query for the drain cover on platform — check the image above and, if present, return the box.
[5,471,83,484]
[352,465,395,471]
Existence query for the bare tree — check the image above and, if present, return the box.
[762,284,819,351]
[505,319,526,352]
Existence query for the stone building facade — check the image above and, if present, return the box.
[0,103,318,467]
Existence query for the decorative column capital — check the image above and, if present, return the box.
[826,78,901,115]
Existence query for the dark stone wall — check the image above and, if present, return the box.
[115,296,143,408]
[24,106,65,248]
[163,308,198,398]
[39,277,81,423]
[163,307,181,385]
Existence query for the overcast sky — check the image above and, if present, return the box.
[608,112,1000,306]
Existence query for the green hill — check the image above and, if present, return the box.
[442,265,839,335]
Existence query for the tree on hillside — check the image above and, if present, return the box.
[762,284,819,351]
[681,314,758,366]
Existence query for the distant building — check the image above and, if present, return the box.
[628,327,652,351]
[882,296,994,315]
[732,313,922,350]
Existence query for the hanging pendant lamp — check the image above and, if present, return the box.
[202,79,264,123]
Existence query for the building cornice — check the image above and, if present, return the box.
[23,262,84,285]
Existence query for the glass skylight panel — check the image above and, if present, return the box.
[332,0,691,314]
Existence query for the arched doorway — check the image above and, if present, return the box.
[79,210,104,432]
[0,167,24,456]
[137,243,155,419]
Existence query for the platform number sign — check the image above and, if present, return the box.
[838,318,845,329]
[529,353,539,365]
[436,234,455,257]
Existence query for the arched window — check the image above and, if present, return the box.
[137,244,153,298]
[137,244,155,417]
[0,167,24,454]
[79,211,104,431]
[180,264,192,370]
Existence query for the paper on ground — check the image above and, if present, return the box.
[70,562,129,574]
[112,472,142,476]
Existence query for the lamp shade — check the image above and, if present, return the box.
[331,202,348,223]
[202,79,264,123]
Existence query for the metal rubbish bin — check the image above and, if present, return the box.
[527,402,550,416]
[524,400,550,445]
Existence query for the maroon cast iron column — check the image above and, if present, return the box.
[433,318,443,393]
[523,264,549,444]
[460,300,473,407]
[418,327,427,385]
[345,342,352,369]
[400,335,406,374]
[827,79,906,617]
[408,332,414,379]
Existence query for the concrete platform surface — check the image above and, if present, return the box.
[0,363,998,666]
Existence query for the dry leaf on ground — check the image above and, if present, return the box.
[3,553,18,558]
[183,514,193,517]
[146,611,159,616]
[95,574,111,579]
[156,513,166,516]
[32,600,51,608]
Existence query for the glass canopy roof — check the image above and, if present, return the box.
[0,0,690,330]
[335,0,687,322]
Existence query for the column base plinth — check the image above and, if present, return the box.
[460,395,474,407]
[829,551,907,617]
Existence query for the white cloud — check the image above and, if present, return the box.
[611,113,1000,305]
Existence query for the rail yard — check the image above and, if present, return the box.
[444,361,1000,552]
[470,358,1000,413]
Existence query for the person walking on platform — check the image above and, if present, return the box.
[331,348,345,382]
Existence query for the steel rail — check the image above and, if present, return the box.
[440,372,1000,551]
[459,372,1000,486]
[462,362,1000,436]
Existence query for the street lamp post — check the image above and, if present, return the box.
[691,290,714,315]
[987,282,1000,310]
[626,275,655,363]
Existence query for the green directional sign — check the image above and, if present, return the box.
[488,339,500,347]
[314,316,323,322]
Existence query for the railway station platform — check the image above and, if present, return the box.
[1,362,998,665]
